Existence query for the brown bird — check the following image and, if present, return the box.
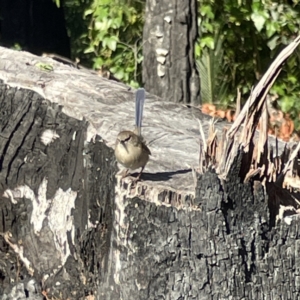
[115,88,151,180]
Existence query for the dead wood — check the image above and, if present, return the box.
[0,37,300,299]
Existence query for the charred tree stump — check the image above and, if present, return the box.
[142,0,200,105]
[0,39,300,299]
[0,85,116,299]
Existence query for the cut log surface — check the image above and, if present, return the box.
[0,47,205,195]
[0,46,299,300]
[0,48,291,194]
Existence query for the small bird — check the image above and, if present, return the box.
[115,88,151,180]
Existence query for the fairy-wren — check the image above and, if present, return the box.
[115,88,151,180]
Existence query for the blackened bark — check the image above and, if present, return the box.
[143,0,201,105]
[99,160,300,299]
[0,84,116,298]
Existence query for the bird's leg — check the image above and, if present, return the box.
[135,166,145,181]
[121,168,130,179]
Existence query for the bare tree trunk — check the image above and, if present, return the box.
[142,0,201,105]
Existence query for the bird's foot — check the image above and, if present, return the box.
[119,169,129,179]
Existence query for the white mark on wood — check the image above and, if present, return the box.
[276,204,300,225]
[2,189,18,204]
[3,178,77,266]
[113,249,121,284]
[156,48,169,56]
[43,274,50,282]
[157,64,165,77]
[155,25,164,38]
[157,56,166,65]
[0,231,34,276]
[164,16,172,23]
[40,129,60,145]
[48,185,77,264]
[86,124,98,143]
[88,210,98,228]
[26,279,38,293]
[284,216,292,225]
[72,131,77,140]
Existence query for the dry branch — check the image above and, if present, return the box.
[198,35,300,227]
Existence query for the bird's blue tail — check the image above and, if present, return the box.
[135,88,145,136]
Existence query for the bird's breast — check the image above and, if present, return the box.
[115,142,149,170]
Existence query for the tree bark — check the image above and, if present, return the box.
[0,46,300,299]
[142,0,201,105]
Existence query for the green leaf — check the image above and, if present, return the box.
[195,44,201,58]
[204,23,214,33]
[84,46,95,54]
[84,9,94,17]
[200,5,214,19]
[54,0,60,8]
[137,55,144,64]
[35,62,54,72]
[197,32,228,104]
[113,69,125,80]
[106,37,118,51]
[287,75,297,84]
[251,12,266,32]
[267,36,279,50]
[280,96,295,113]
[93,57,105,69]
[200,36,214,49]
[265,21,278,38]
[12,43,22,50]
[129,80,139,88]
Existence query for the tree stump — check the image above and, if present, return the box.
[0,43,300,299]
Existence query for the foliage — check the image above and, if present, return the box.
[62,0,300,129]
[196,0,300,129]
[53,0,61,8]
[64,0,98,66]
[64,0,144,88]
[196,31,229,104]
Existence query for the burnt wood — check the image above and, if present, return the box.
[0,46,299,299]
